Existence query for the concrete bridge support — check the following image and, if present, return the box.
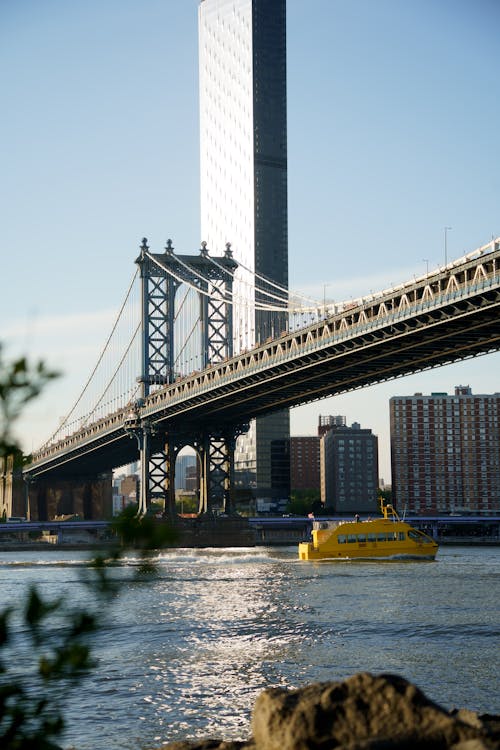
[0,456,14,519]
[26,474,113,521]
[2,457,31,520]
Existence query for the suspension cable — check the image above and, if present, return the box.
[40,269,140,447]
[173,285,191,322]
[151,246,289,308]
[174,317,200,369]
[146,251,304,312]
[81,321,141,426]
[208,252,319,307]
[206,253,289,307]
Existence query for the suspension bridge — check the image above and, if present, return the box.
[20,235,500,520]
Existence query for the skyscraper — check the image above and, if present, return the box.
[321,422,379,513]
[390,386,500,515]
[198,0,289,499]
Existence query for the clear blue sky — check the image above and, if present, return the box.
[1,0,499,480]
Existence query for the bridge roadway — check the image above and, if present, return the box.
[27,239,500,480]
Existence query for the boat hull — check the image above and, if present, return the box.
[298,540,437,561]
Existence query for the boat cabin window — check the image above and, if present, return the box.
[328,531,419,546]
[408,529,433,543]
[313,521,338,531]
[376,532,398,542]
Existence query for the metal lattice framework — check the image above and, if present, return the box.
[201,242,236,365]
[25,237,500,518]
[134,238,240,514]
[137,239,177,390]
[193,421,250,515]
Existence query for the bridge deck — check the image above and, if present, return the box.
[27,241,500,479]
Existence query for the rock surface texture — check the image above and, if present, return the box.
[163,673,500,750]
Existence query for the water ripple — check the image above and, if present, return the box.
[1,545,498,750]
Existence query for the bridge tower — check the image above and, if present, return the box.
[128,238,246,516]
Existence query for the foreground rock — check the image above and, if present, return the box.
[164,673,500,750]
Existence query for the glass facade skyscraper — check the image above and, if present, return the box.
[198,0,289,499]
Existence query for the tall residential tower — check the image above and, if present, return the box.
[390,386,500,515]
[198,0,289,499]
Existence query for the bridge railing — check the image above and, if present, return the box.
[30,239,499,465]
[143,261,498,405]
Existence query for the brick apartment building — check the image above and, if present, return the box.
[390,385,500,515]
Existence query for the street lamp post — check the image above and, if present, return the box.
[323,283,330,319]
[444,226,452,266]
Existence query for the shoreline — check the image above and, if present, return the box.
[0,539,499,552]
[160,673,500,750]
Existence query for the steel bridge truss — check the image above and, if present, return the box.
[134,238,240,515]
[27,238,500,518]
[130,241,500,427]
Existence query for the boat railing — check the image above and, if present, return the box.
[380,499,401,522]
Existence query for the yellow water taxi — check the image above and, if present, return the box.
[298,500,438,561]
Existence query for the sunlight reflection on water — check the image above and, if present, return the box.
[1,545,498,749]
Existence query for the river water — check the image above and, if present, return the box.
[0,545,499,749]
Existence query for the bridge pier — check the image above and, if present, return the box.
[123,412,250,518]
[1,455,27,520]
[162,435,178,518]
[25,474,113,521]
[193,423,249,516]
[123,413,180,518]
[196,433,232,516]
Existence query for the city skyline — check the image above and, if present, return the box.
[1,0,499,481]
